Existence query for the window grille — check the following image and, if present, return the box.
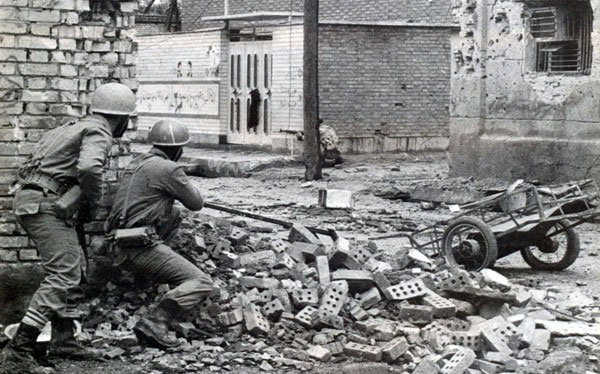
[531,4,592,74]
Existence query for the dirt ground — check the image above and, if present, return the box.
[50,152,600,373]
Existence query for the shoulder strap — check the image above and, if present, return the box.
[18,121,77,181]
[118,156,156,228]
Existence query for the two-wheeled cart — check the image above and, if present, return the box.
[373,179,600,271]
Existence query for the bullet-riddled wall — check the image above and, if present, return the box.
[449,0,600,182]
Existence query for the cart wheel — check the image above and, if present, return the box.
[441,216,498,271]
[520,219,580,270]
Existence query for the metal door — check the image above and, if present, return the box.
[228,41,272,145]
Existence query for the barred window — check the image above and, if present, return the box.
[529,4,592,74]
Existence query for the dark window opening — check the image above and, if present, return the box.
[236,55,241,88]
[263,99,269,134]
[235,99,241,132]
[530,3,592,74]
[230,29,273,42]
[247,89,261,133]
[230,99,235,131]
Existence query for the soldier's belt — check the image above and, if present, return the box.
[23,173,71,195]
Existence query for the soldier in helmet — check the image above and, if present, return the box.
[0,83,136,373]
[104,119,214,349]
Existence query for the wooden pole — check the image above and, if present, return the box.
[303,0,322,180]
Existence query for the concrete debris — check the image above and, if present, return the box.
[63,212,600,373]
[318,189,355,209]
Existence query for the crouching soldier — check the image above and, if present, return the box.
[0,83,136,374]
[104,120,215,349]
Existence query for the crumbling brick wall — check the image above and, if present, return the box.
[449,0,600,182]
[0,0,138,321]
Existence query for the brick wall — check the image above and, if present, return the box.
[182,0,454,31]
[0,0,138,261]
[319,25,451,141]
[136,14,168,35]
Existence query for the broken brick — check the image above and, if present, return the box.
[295,306,319,328]
[448,331,481,351]
[268,238,288,253]
[239,276,280,290]
[315,255,330,285]
[331,269,374,293]
[349,246,371,264]
[318,281,348,317]
[243,304,270,336]
[307,345,332,362]
[530,329,551,351]
[481,329,512,355]
[372,271,392,292]
[290,288,319,308]
[220,251,240,268]
[288,223,321,244]
[319,313,344,329]
[423,291,456,318]
[262,298,285,321]
[384,278,428,301]
[343,342,382,362]
[412,358,441,374]
[399,303,434,325]
[349,304,369,321]
[274,252,296,270]
[359,287,382,309]
[381,336,409,363]
[318,189,354,209]
[440,348,476,374]
[238,250,277,268]
[228,227,249,246]
[207,239,230,258]
[326,341,344,355]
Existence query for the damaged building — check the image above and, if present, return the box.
[450,0,600,182]
[134,0,458,153]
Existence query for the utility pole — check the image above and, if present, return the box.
[303,0,322,180]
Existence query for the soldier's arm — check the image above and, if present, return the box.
[77,128,112,203]
[163,166,204,211]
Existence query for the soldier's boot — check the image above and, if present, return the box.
[47,318,101,360]
[133,303,180,349]
[0,323,55,374]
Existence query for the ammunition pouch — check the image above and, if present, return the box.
[114,226,157,248]
[108,226,158,267]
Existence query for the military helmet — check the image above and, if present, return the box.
[90,82,136,116]
[148,120,190,146]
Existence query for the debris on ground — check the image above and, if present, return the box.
[64,209,600,373]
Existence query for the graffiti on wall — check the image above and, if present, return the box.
[136,83,219,116]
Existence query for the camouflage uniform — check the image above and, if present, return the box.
[105,147,214,314]
[13,114,113,330]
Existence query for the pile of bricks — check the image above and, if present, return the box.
[73,212,600,373]
[0,0,138,261]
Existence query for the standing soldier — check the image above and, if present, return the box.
[0,83,136,374]
[104,120,214,349]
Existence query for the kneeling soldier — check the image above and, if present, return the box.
[104,120,214,349]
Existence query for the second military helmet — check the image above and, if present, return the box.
[148,120,190,146]
[90,82,136,116]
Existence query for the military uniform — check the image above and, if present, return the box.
[105,147,214,315]
[14,114,113,330]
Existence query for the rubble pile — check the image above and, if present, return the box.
[75,212,600,373]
